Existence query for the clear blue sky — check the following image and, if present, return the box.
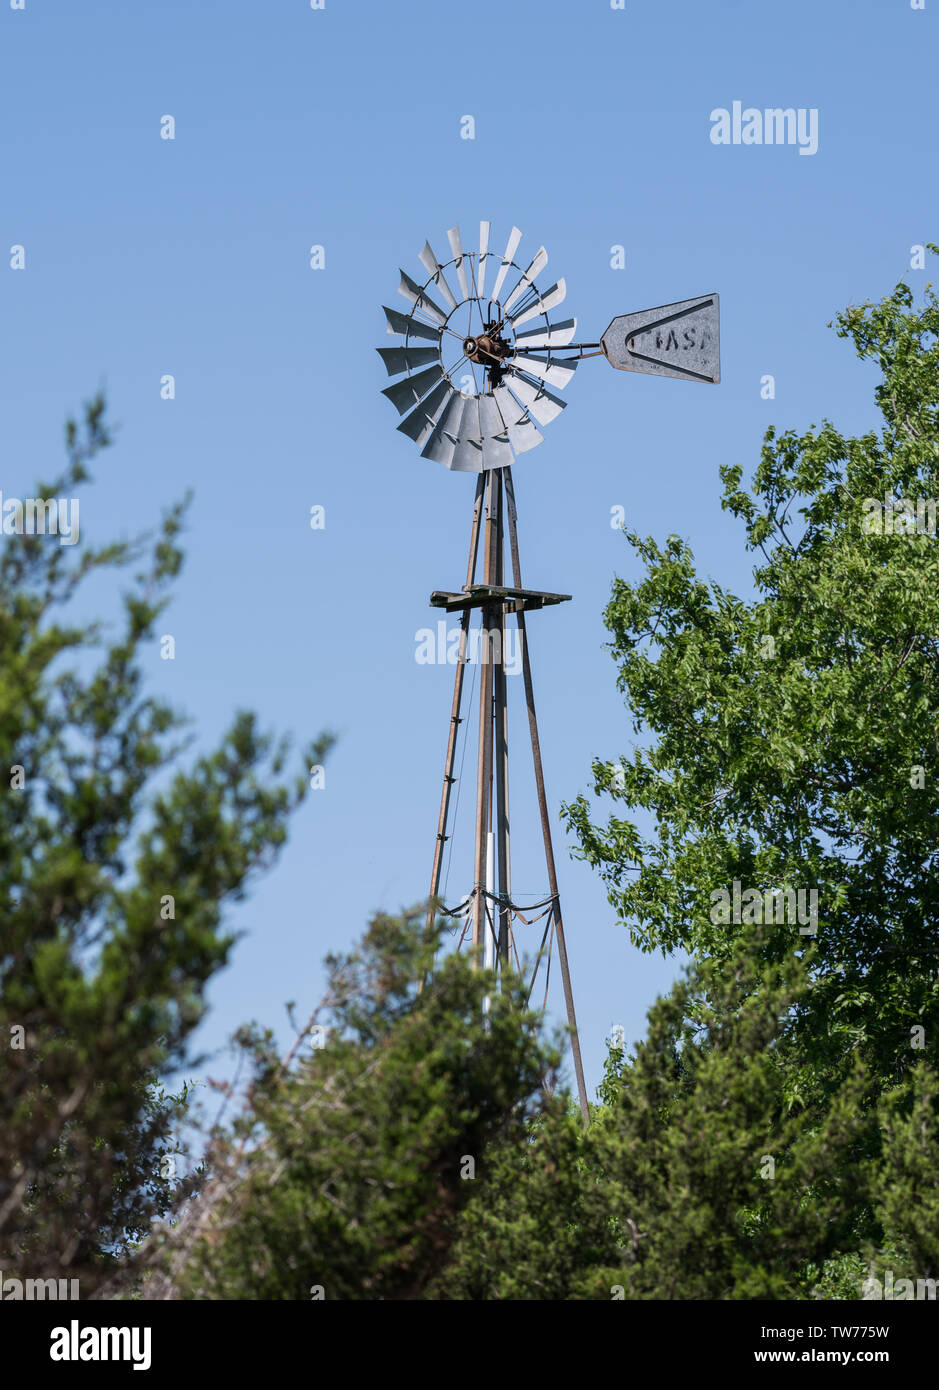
[1,0,936,1106]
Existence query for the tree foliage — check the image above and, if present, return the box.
[563,251,939,1096]
[0,397,330,1293]
[154,910,559,1300]
[438,937,872,1300]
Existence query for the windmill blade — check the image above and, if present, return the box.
[446,226,470,300]
[418,242,459,310]
[478,392,510,441]
[513,317,577,349]
[449,396,485,472]
[505,370,567,427]
[509,353,577,390]
[493,386,544,454]
[479,390,523,467]
[482,432,514,470]
[376,345,441,377]
[508,279,566,328]
[489,226,522,304]
[381,362,445,415]
[420,391,468,466]
[451,439,484,473]
[502,247,548,314]
[506,414,543,456]
[383,306,442,342]
[477,221,491,298]
[398,270,447,325]
[397,379,453,445]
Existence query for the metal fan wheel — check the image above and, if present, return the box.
[377,222,578,472]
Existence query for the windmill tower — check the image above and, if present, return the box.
[378,223,720,1121]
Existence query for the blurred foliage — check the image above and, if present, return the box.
[0,396,331,1294]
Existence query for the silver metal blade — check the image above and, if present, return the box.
[451,439,484,472]
[506,415,543,455]
[376,345,440,377]
[477,221,491,298]
[397,379,453,444]
[454,394,480,439]
[478,392,505,439]
[418,241,459,310]
[446,226,470,300]
[489,226,522,304]
[398,270,447,325]
[505,371,567,427]
[502,246,548,314]
[508,353,576,390]
[450,397,484,472]
[381,362,445,415]
[420,429,456,467]
[513,317,577,349]
[383,306,442,342]
[478,393,514,470]
[482,434,514,470]
[439,389,469,437]
[493,385,543,454]
[420,391,468,466]
[508,279,566,328]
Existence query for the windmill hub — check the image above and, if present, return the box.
[463,330,509,370]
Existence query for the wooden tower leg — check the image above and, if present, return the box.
[426,474,486,933]
[493,471,512,968]
[472,469,498,964]
[504,466,590,1124]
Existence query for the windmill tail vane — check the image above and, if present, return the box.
[377,221,720,1123]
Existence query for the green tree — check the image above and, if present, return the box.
[429,1095,599,1300]
[135,921,882,1302]
[871,1061,939,1282]
[438,936,871,1300]
[563,253,939,1097]
[0,396,330,1293]
[156,909,558,1300]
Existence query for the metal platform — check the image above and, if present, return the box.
[429,583,572,613]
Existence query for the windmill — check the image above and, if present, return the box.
[378,222,719,1121]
